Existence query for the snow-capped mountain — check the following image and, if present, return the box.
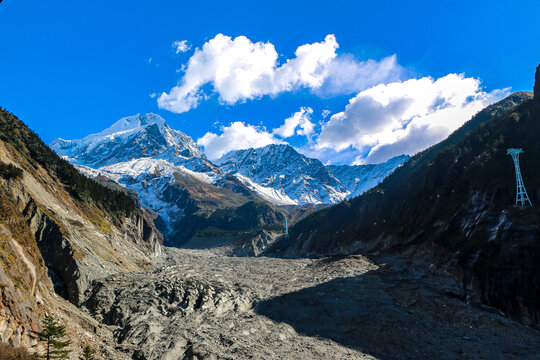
[216,144,409,205]
[328,155,410,199]
[50,113,408,245]
[216,144,348,205]
[50,114,286,246]
[50,113,217,172]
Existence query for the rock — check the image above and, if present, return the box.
[534,64,540,101]
[81,247,540,360]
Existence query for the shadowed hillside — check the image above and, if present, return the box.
[270,67,540,324]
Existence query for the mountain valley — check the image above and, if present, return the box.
[50,114,407,250]
[0,68,539,359]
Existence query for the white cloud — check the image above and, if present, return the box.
[321,109,331,119]
[273,107,315,139]
[173,40,191,54]
[197,121,282,160]
[316,74,509,164]
[158,34,402,113]
[158,34,337,113]
[319,54,403,96]
[148,57,152,64]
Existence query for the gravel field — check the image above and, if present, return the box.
[83,247,540,360]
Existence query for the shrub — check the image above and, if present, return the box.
[0,342,37,360]
[0,161,23,180]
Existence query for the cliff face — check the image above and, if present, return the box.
[0,109,162,351]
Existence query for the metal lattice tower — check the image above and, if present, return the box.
[507,148,532,207]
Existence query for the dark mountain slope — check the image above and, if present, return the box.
[270,74,540,323]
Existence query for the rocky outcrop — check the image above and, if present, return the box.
[0,225,41,348]
[23,201,80,302]
[451,192,539,323]
[84,266,253,360]
[21,198,162,306]
[534,64,540,101]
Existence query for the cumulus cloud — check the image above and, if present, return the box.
[197,122,282,159]
[273,107,315,139]
[158,34,337,113]
[158,34,402,113]
[319,54,403,96]
[317,74,509,164]
[173,40,191,54]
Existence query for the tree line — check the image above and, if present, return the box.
[0,108,137,216]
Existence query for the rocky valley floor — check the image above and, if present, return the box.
[81,247,540,360]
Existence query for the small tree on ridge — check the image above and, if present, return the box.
[34,314,71,359]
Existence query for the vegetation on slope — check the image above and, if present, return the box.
[0,161,23,179]
[0,108,136,215]
[0,342,37,360]
[277,88,540,322]
[286,92,536,252]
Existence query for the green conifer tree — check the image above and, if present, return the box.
[34,314,71,359]
[79,345,95,360]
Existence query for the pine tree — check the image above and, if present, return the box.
[79,345,95,360]
[34,314,71,359]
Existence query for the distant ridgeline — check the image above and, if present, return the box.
[272,66,540,324]
[0,108,137,215]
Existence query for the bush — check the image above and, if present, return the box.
[0,342,37,360]
[0,161,23,180]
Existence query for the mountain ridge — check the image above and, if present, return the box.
[269,89,539,323]
[51,113,216,172]
[50,114,408,247]
[217,143,409,205]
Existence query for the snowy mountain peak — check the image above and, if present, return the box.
[50,113,215,171]
[97,113,167,138]
[328,154,410,198]
[217,144,347,205]
[217,144,409,205]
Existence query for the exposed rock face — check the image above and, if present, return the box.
[22,200,161,305]
[0,108,163,354]
[447,192,540,324]
[0,225,41,348]
[535,64,540,101]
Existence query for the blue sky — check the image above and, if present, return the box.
[1,0,539,164]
